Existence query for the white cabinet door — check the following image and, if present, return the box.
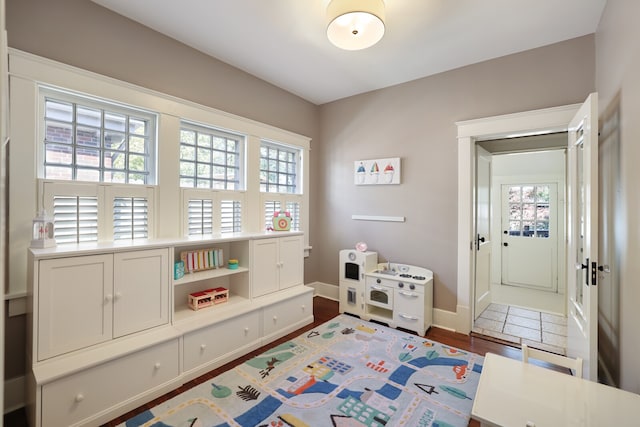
[252,235,303,297]
[38,254,113,361]
[278,234,303,290]
[113,249,169,338]
[251,238,280,297]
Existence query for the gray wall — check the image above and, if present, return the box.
[5,0,321,385]
[596,0,640,394]
[313,36,595,312]
[12,0,634,397]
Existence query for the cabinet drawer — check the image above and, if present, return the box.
[42,339,179,427]
[394,289,424,332]
[262,292,313,337]
[183,311,261,372]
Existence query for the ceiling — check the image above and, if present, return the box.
[90,0,607,105]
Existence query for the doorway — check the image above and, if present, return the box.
[472,141,568,353]
[455,103,582,334]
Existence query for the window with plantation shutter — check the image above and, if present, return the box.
[264,200,281,231]
[113,196,148,240]
[263,199,301,232]
[187,199,213,236]
[220,200,242,233]
[52,195,99,244]
[285,201,300,231]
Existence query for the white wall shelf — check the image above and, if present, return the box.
[351,214,405,222]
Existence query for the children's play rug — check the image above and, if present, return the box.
[120,314,484,427]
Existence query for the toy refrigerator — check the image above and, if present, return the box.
[339,249,377,317]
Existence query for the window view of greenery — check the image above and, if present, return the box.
[179,125,243,190]
[260,142,298,193]
[44,98,152,184]
[508,185,550,238]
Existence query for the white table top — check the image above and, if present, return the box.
[472,352,640,427]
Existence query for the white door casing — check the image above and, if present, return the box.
[457,103,581,333]
[474,146,492,319]
[566,93,599,380]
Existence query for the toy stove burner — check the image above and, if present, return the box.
[399,273,413,278]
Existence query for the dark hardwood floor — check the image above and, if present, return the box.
[6,297,524,427]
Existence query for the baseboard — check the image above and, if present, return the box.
[306,281,339,301]
[433,307,463,333]
[5,375,25,414]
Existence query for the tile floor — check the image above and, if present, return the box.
[472,303,567,355]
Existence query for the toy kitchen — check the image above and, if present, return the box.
[339,249,433,336]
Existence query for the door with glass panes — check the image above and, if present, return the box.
[501,183,558,291]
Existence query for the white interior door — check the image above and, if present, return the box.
[474,146,492,319]
[567,93,598,380]
[501,183,558,291]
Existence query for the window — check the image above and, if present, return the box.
[187,199,213,235]
[42,88,156,184]
[113,196,149,240]
[180,122,244,190]
[260,140,300,194]
[507,185,550,238]
[52,195,98,244]
[182,189,244,236]
[42,181,155,244]
[264,199,300,231]
[220,200,242,233]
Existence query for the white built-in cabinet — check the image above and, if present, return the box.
[27,232,312,427]
[36,249,169,361]
[251,234,303,297]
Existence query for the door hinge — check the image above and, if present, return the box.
[590,261,598,286]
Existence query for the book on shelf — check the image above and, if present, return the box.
[180,248,225,273]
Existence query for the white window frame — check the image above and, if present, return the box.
[260,139,302,195]
[38,86,158,185]
[179,121,246,191]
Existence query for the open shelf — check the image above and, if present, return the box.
[173,266,248,286]
[366,305,393,323]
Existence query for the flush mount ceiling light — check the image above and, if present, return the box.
[326,0,386,51]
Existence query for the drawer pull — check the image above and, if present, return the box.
[301,304,306,311]
[75,393,84,403]
[244,327,249,334]
[200,344,207,351]
[399,314,418,321]
[273,316,278,322]
[399,291,419,297]
[154,362,161,369]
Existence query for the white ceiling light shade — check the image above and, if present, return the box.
[326,0,385,51]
